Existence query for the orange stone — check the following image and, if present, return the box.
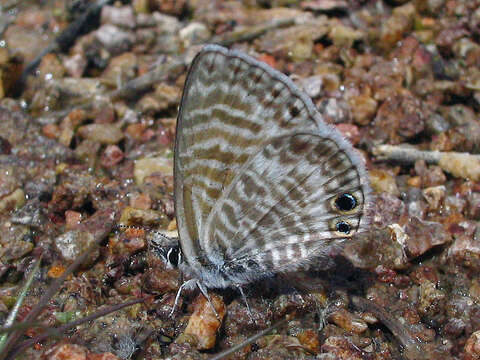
[47,265,66,278]
[65,210,82,229]
[44,343,87,360]
[257,53,277,69]
[87,352,120,360]
[407,176,421,188]
[167,219,177,231]
[297,329,320,353]
[183,293,226,350]
[129,193,152,210]
[125,227,145,238]
[42,123,60,139]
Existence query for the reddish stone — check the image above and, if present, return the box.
[65,210,82,230]
[43,343,87,360]
[101,145,124,168]
[335,123,361,145]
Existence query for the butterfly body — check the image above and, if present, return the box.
[174,45,371,291]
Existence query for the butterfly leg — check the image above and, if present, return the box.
[236,285,256,324]
[196,281,220,320]
[169,278,197,317]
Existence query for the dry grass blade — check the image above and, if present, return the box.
[372,144,480,181]
[0,209,116,360]
[0,256,42,353]
[209,318,289,360]
[16,0,115,93]
[7,298,145,359]
[351,296,425,360]
[211,17,296,46]
[109,59,186,100]
[0,321,52,335]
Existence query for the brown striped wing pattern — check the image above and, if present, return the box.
[174,45,371,289]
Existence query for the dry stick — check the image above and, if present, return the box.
[0,322,46,335]
[0,0,20,11]
[0,0,19,34]
[209,317,289,360]
[372,145,442,164]
[36,55,181,123]
[0,257,42,353]
[211,17,296,46]
[16,0,116,90]
[8,298,145,359]
[109,59,186,100]
[0,11,15,36]
[372,144,480,181]
[0,210,116,360]
[351,296,425,360]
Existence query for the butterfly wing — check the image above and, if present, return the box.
[205,132,369,284]
[174,45,370,285]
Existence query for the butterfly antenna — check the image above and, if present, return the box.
[115,223,166,237]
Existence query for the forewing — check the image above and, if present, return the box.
[175,45,322,265]
[205,132,370,275]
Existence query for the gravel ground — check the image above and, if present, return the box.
[0,0,480,359]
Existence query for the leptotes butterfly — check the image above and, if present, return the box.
[174,44,371,295]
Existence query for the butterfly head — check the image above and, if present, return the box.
[159,245,182,269]
[148,232,183,269]
[116,225,184,270]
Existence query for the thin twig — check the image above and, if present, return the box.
[8,298,145,359]
[109,59,186,100]
[0,209,116,360]
[351,296,425,360]
[372,145,442,164]
[0,257,42,353]
[0,322,44,335]
[211,17,296,46]
[210,317,289,360]
[372,144,480,181]
[0,0,19,11]
[17,0,116,91]
[0,12,15,36]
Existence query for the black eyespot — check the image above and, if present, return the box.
[335,193,357,212]
[336,221,351,234]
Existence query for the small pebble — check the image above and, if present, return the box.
[422,185,446,210]
[95,24,135,55]
[65,210,82,229]
[133,157,173,185]
[101,145,124,168]
[182,294,226,350]
[129,193,152,210]
[370,169,400,197]
[465,330,480,360]
[329,308,368,334]
[101,6,136,29]
[44,343,87,360]
[77,124,124,145]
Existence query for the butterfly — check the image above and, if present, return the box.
[169,44,371,310]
